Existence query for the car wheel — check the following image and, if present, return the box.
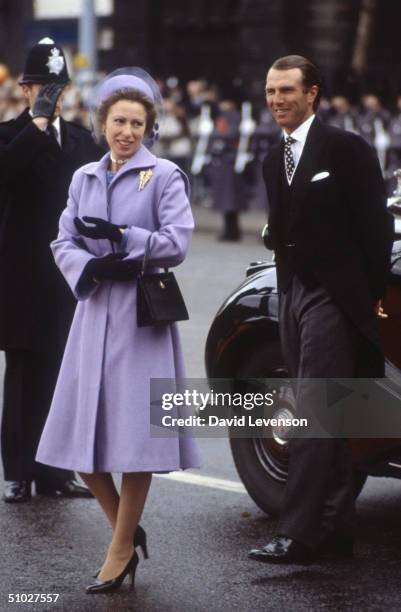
[229,345,292,516]
[230,345,368,515]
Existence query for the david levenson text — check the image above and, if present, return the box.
[161,415,308,428]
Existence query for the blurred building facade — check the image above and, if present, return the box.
[1,0,401,104]
[112,0,401,106]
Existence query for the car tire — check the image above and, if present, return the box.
[230,436,286,516]
[230,344,292,516]
[231,434,368,516]
[230,345,368,515]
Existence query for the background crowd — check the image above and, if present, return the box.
[1,71,401,232]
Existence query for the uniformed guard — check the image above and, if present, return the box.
[327,95,359,134]
[207,101,247,241]
[0,38,102,502]
[357,94,391,171]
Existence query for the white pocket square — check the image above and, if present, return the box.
[311,171,330,182]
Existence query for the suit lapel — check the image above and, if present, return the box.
[289,118,328,227]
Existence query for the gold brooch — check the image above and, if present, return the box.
[138,169,153,191]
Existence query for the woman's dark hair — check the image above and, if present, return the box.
[97,88,156,135]
[270,55,322,111]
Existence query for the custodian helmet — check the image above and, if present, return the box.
[19,37,70,85]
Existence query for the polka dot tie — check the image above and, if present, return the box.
[284,135,295,183]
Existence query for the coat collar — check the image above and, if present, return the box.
[83,144,157,183]
[266,117,329,218]
[16,110,78,156]
[15,108,32,129]
[288,117,328,226]
[291,116,327,188]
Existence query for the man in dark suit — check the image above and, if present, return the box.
[0,38,103,502]
[248,55,393,563]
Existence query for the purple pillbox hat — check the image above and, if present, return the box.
[95,74,155,106]
[90,67,163,147]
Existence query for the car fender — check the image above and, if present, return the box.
[205,264,283,378]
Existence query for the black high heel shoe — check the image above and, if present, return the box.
[133,524,149,559]
[86,550,139,594]
[93,525,148,578]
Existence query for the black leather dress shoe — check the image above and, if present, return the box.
[318,533,354,559]
[3,480,32,503]
[36,479,93,498]
[248,535,314,564]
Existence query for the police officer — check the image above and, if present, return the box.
[0,38,103,502]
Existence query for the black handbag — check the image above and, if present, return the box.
[136,235,189,327]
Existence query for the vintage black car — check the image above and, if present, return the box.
[205,236,401,516]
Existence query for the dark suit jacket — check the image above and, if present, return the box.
[0,109,103,352]
[263,117,394,375]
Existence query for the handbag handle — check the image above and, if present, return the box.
[140,234,168,275]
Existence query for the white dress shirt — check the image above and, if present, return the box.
[51,116,62,146]
[283,114,315,184]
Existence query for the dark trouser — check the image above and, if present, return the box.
[1,348,73,484]
[277,275,356,549]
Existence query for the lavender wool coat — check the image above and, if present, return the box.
[36,145,201,473]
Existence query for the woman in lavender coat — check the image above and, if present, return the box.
[36,70,201,593]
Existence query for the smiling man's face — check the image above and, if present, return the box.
[265,67,318,134]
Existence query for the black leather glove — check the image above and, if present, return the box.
[31,82,65,120]
[74,216,127,243]
[83,253,141,283]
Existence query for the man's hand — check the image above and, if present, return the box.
[31,82,65,121]
[375,299,388,319]
[83,253,140,283]
[74,216,127,243]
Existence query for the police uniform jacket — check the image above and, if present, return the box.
[0,108,103,352]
